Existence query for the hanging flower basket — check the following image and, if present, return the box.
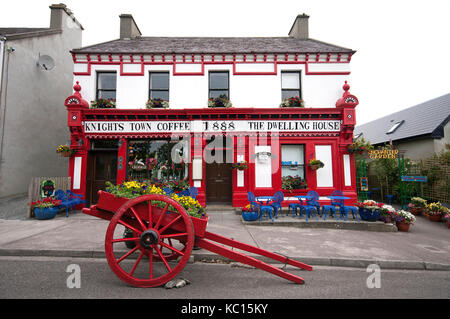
[56,145,76,157]
[308,159,324,171]
[232,161,249,171]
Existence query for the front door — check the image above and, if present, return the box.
[205,162,232,203]
[86,151,117,205]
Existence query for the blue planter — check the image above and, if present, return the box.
[242,211,259,221]
[358,208,381,222]
[34,207,58,220]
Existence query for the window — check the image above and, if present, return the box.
[386,120,404,134]
[209,71,229,99]
[281,71,301,100]
[281,144,306,190]
[149,72,169,102]
[96,72,117,100]
[127,139,189,182]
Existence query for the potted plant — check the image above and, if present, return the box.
[90,98,116,109]
[281,176,307,192]
[308,159,324,170]
[355,200,383,221]
[392,209,416,232]
[208,95,232,108]
[146,98,169,109]
[426,202,447,222]
[408,197,427,215]
[347,137,373,155]
[232,161,249,171]
[445,213,450,229]
[29,198,62,220]
[241,204,259,221]
[279,96,304,108]
[380,204,396,223]
[56,145,75,157]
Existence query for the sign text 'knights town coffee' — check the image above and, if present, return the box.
[83,120,341,134]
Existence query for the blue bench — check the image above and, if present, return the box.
[54,189,78,217]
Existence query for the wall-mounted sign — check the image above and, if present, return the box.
[41,179,55,198]
[359,177,369,192]
[369,149,399,159]
[401,176,428,182]
[83,120,341,134]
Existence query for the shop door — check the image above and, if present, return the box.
[205,162,232,203]
[86,151,117,205]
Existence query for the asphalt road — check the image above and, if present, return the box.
[0,256,449,300]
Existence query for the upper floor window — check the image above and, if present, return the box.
[96,72,117,100]
[149,72,170,101]
[281,71,301,100]
[209,71,229,99]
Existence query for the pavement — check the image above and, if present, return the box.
[0,196,449,271]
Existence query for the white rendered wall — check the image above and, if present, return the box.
[74,62,350,109]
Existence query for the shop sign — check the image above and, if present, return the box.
[369,149,399,159]
[83,120,341,134]
[401,176,427,182]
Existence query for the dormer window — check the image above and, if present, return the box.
[386,120,404,134]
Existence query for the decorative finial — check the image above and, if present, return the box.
[73,81,81,93]
[343,80,350,92]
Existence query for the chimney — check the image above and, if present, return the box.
[49,3,67,29]
[119,14,142,40]
[288,13,309,40]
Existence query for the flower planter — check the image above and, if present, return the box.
[95,190,209,237]
[409,206,424,215]
[308,164,321,171]
[242,211,259,221]
[396,221,411,232]
[446,220,450,229]
[428,214,442,222]
[61,151,72,157]
[34,207,58,220]
[358,208,381,222]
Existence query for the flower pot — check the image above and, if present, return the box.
[242,211,259,221]
[34,207,58,220]
[447,220,450,229]
[309,164,321,171]
[428,214,442,222]
[60,151,71,157]
[358,208,381,221]
[409,206,423,215]
[396,221,411,232]
[383,216,392,224]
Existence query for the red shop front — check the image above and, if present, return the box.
[64,82,359,208]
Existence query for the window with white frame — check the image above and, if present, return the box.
[281,71,301,100]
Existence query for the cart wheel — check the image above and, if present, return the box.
[124,229,186,261]
[105,194,194,288]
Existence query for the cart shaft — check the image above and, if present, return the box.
[195,231,312,285]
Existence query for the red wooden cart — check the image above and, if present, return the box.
[82,191,312,287]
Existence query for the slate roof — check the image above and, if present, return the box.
[71,37,355,54]
[354,93,450,145]
[0,27,61,40]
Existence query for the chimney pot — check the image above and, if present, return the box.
[288,13,309,40]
